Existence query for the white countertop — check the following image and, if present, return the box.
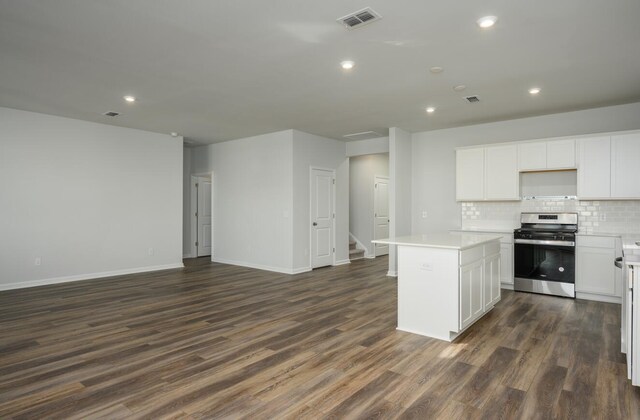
[372,232,503,250]
[625,255,640,266]
[451,228,514,234]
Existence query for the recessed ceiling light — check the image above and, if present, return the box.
[429,66,444,74]
[477,16,498,28]
[123,95,136,103]
[426,107,436,113]
[340,60,355,70]
[528,87,541,95]
[170,132,179,137]
[453,85,467,92]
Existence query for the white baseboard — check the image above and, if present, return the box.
[387,270,398,277]
[182,253,195,259]
[576,292,621,304]
[0,263,185,291]
[213,257,305,275]
[333,259,351,266]
[500,283,514,290]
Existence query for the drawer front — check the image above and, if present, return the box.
[460,246,483,266]
[578,236,616,249]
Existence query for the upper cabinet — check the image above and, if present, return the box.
[611,133,640,198]
[577,137,611,199]
[518,139,576,171]
[485,145,519,200]
[456,130,640,202]
[456,148,485,201]
[456,145,519,201]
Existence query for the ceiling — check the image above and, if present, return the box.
[1,1,639,145]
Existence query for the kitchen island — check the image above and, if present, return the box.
[373,233,502,341]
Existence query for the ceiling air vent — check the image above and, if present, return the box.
[343,131,382,141]
[103,111,120,117]
[464,95,480,103]
[337,7,382,29]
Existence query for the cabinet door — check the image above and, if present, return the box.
[500,243,514,285]
[483,252,501,311]
[576,246,617,296]
[547,139,576,169]
[485,145,519,200]
[577,137,611,199]
[611,133,640,198]
[456,148,485,201]
[460,259,484,330]
[518,142,547,171]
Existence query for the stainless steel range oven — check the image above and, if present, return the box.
[513,212,578,298]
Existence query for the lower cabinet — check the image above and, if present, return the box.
[460,259,484,330]
[460,244,501,330]
[484,252,501,311]
[500,242,514,286]
[576,236,622,302]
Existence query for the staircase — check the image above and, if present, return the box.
[349,239,365,261]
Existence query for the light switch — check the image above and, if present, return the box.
[422,211,428,218]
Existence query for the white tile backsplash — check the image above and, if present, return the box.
[461,200,640,235]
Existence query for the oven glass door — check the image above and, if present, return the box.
[514,242,575,283]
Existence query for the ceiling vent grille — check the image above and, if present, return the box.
[343,130,382,141]
[464,95,481,103]
[337,8,382,29]
[103,111,120,117]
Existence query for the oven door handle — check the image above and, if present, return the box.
[514,239,575,247]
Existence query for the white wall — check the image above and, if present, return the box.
[292,130,349,269]
[0,107,183,290]
[389,127,412,276]
[191,130,294,273]
[349,154,389,256]
[346,137,389,157]
[411,101,640,234]
[182,146,193,257]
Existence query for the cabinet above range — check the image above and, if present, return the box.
[456,130,640,202]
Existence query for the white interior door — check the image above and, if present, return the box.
[311,168,334,268]
[197,178,212,257]
[374,176,389,257]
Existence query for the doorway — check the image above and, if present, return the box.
[191,174,212,258]
[310,167,335,269]
[373,175,389,256]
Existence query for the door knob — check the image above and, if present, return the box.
[312,222,317,226]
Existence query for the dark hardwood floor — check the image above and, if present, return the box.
[1,256,639,419]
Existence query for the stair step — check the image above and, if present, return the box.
[349,241,356,250]
[349,248,365,260]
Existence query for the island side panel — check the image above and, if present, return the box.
[397,245,459,341]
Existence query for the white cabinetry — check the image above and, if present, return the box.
[577,137,611,199]
[500,243,514,287]
[576,235,622,303]
[456,148,484,201]
[483,250,501,312]
[460,259,484,330]
[518,142,547,171]
[485,145,519,200]
[518,139,576,171]
[547,140,577,169]
[456,145,518,201]
[611,133,640,198]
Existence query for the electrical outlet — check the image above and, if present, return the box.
[422,211,428,219]
[148,248,154,256]
[34,257,41,266]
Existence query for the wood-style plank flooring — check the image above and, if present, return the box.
[1,256,639,419]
